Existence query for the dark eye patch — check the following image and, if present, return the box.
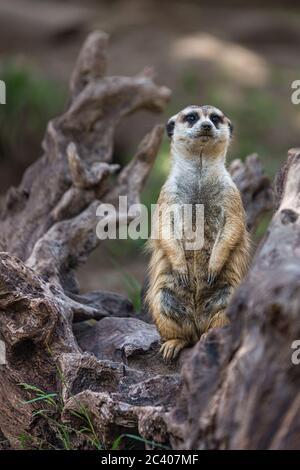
[166,119,175,138]
[210,113,223,127]
[183,112,199,126]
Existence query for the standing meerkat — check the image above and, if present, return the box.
[146,105,250,361]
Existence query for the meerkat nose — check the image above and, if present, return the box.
[201,122,212,131]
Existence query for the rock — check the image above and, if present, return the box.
[74,317,180,377]
[75,317,159,361]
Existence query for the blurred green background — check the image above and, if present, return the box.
[1,0,300,302]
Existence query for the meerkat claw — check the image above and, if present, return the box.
[176,272,190,288]
[160,339,187,362]
[207,272,217,287]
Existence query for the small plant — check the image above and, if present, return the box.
[18,382,169,450]
[19,372,102,450]
[69,405,102,450]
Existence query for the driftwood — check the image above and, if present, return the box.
[1,30,298,450]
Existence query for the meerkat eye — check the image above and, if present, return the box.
[185,113,198,125]
[210,114,222,126]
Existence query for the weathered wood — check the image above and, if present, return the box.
[229,153,274,231]
[0,31,171,449]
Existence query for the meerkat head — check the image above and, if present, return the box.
[166,105,233,159]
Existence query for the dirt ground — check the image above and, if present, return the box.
[1,0,300,297]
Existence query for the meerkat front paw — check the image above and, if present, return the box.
[160,339,188,362]
[207,252,223,287]
[173,269,190,288]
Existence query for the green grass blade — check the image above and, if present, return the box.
[22,393,57,405]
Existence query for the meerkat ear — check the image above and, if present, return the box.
[228,120,233,137]
[166,116,176,138]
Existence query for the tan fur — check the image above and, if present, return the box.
[146,105,250,361]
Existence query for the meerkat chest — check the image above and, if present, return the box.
[174,173,225,223]
[171,172,226,256]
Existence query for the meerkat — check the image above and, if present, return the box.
[146,105,250,361]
